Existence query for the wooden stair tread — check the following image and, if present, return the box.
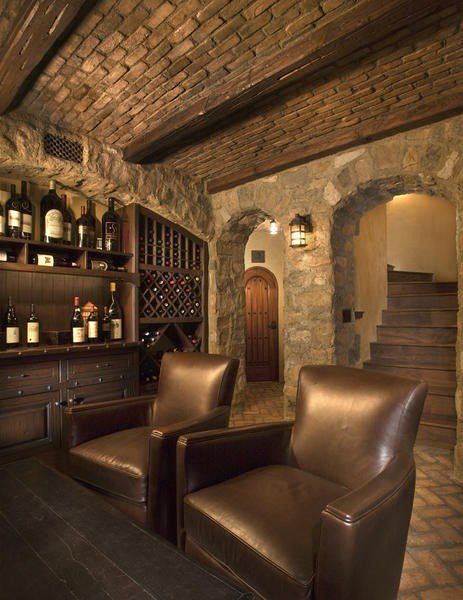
[377,325,457,329]
[420,414,456,430]
[371,342,455,348]
[387,292,457,297]
[364,360,456,372]
[385,308,457,312]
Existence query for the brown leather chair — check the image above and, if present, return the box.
[177,365,427,600]
[63,352,239,542]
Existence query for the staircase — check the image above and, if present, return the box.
[364,267,457,447]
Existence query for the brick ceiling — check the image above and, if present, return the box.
[3,0,463,190]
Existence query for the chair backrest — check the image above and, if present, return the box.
[289,365,427,489]
[153,352,239,426]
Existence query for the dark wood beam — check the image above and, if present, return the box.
[207,90,463,193]
[0,0,90,114]
[123,0,450,163]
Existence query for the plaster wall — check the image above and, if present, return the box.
[353,204,388,365]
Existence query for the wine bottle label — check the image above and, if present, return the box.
[27,322,39,343]
[0,215,4,233]
[22,213,32,234]
[45,209,63,238]
[78,225,88,235]
[64,222,72,242]
[88,321,98,339]
[6,327,19,344]
[103,323,110,333]
[110,319,122,340]
[104,222,120,248]
[8,210,21,228]
[37,254,54,266]
[0,251,7,262]
[72,327,85,343]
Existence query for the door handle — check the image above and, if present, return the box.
[55,400,69,407]
[269,321,277,330]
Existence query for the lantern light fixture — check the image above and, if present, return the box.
[269,219,279,235]
[289,214,312,248]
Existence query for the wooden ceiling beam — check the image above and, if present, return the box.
[207,90,463,193]
[0,0,90,114]
[122,0,450,164]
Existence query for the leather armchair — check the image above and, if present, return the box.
[63,352,239,542]
[177,365,426,600]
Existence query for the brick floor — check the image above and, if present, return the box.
[230,382,463,599]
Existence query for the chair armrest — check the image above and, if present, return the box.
[316,453,415,600]
[63,395,155,449]
[176,421,293,547]
[147,406,231,542]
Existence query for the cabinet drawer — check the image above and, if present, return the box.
[66,379,134,407]
[66,352,134,381]
[0,360,60,400]
[0,391,58,452]
[67,369,135,389]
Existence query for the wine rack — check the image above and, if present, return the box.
[135,207,208,394]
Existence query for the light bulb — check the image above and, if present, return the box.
[269,219,279,235]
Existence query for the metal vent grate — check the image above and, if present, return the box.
[43,133,83,164]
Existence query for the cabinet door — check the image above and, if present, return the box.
[0,391,59,454]
[66,379,134,407]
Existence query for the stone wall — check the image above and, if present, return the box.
[0,114,212,239]
[211,114,463,481]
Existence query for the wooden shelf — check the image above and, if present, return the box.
[138,263,202,274]
[140,317,203,324]
[0,261,139,283]
[0,341,140,360]
[0,236,133,259]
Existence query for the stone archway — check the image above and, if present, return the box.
[331,174,457,366]
[209,208,273,401]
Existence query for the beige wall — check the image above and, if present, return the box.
[354,204,388,365]
[387,194,457,281]
[245,227,285,381]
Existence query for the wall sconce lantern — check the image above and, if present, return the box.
[289,214,312,248]
[269,219,279,235]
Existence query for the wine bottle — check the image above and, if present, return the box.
[102,306,111,342]
[61,194,73,245]
[41,180,64,244]
[27,303,40,347]
[71,296,85,344]
[4,296,19,348]
[87,306,99,342]
[0,250,16,263]
[30,254,78,268]
[6,184,22,238]
[102,197,122,252]
[77,206,89,248]
[20,181,33,240]
[86,199,96,248]
[108,282,123,341]
[0,199,4,236]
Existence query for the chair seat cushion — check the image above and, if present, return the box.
[68,426,152,503]
[184,465,349,600]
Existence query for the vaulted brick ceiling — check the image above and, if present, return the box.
[3,0,463,191]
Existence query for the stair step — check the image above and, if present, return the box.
[382,309,457,327]
[423,394,457,420]
[369,343,455,367]
[363,362,456,395]
[417,418,456,448]
[388,293,458,310]
[377,326,457,345]
[388,270,434,282]
[388,281,457,295]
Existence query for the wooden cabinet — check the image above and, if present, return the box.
[0,345,139,456]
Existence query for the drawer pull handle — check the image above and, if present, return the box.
[8,374,29,380]
[98,377,103,383]
[46,385,52,391]
[71,396,85,405]
[17,390,23,396]
[55,400,68,407]
[96,362,112,369]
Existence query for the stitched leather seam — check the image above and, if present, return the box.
[324,464,413,523]
[185,503,314,589]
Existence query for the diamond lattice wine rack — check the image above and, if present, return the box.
[135,206,208,393]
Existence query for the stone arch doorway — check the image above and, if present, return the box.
[209,208,283,401]
[331,174,460,452]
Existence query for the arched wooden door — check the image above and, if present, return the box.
[245,267,279,381]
